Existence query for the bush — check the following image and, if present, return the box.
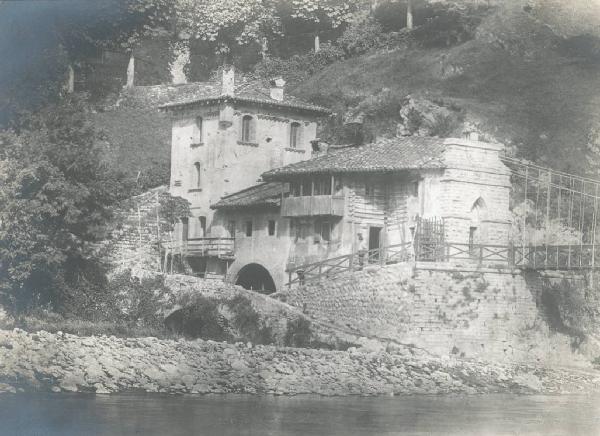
[337,19,385,56]
[227,295,274,345]
[165,295,232,342]
[254,43,344,86]
[412,3,488,48]
[284,317,314,348]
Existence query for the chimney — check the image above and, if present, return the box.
[270,77,285,101]
[221,65,235,96]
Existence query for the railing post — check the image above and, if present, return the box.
[479,245,483,266]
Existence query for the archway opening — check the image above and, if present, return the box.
[235,263,276,294]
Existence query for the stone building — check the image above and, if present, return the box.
[208,136,511,292]
[159,68,330,276]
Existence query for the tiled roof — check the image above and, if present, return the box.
[120,83,219,108]
[159,80,331,114]
[262,136,447,180]
[211,182,286,210]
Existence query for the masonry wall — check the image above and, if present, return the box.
[439,139,512,246]
[282,262,587,363]
[169,102,319,235]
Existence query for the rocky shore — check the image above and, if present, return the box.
[0,329,599,396]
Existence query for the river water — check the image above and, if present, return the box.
[1,393,599,436]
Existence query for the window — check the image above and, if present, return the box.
[301,180,312,196]
[194,116,203,143]
[313,178,332,196]
[194,162,201,188]
[290,181,301,197]
[228,220,236,238]
[314,219,332,243]
[365,183,376,199]
[289,122,301,148]
[245,220,253,237]
[333,176,343,196]
[411,181,419,197]
[198,216,206,236]
[268,220,276,236]
[241,115,255,142]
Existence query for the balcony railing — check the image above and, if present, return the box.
[162,237,235,259]
[281,195,345,217]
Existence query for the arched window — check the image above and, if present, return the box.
[289,122,301,148]
[194,162,201,188]
[469,197,487,253]
[241,115,255,143]
[195,116,203,143]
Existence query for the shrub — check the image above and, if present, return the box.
[227,295,274,345]
[284,317,313,348]
[337,19,385,56]
[412,3,488,48]
[165,295,232,342]
[254,43,344,86]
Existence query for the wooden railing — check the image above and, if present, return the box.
[286,241,600,287]
[287,242,412,287]
[162,237,235,259]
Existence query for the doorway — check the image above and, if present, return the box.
[368,226,382,262]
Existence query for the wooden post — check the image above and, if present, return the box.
[156,191,161,272]
[545,169,551,266]
[314,34,320,52]
[522,166,528,261]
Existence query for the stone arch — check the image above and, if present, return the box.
[235,263,276,294]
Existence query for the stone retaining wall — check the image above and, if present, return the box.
[281,262,591,364]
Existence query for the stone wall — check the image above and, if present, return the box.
[100,186,170,273]
[281,262,592,364]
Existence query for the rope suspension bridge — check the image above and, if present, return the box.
[287,156,600,287]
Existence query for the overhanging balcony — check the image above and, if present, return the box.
[281,195,345,217]
[163,237,235,259]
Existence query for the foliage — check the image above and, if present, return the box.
[253,43,344,86]
[166,295,233,341]
[284,317,313,347]
[158,193,191,234]
[336,18,385,56]
[164,293,274,344]
[0,96,131,312]
[426,112,455,137]
[538,279,600,346]
[60,269,170,329]
[227,294,274,345]
[411,2,488,48]
[510,200,583,246]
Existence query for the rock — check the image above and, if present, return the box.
[0,383,16,394]
[513,373,542,392]
[94,383,111,394]
[230,360,248,371]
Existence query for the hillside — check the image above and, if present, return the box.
[291,4,600,175]
[91,2,600,181]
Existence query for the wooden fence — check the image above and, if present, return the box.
[286,241,600,287]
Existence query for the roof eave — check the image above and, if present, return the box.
[159,96,331,115]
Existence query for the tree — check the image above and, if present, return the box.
[0,97,130,312]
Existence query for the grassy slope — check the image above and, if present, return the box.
[293,5,600,175]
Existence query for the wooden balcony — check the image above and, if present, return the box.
[281,195,345,217]
[163,237,235,259]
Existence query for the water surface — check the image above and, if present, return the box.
[1,393,599,436]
